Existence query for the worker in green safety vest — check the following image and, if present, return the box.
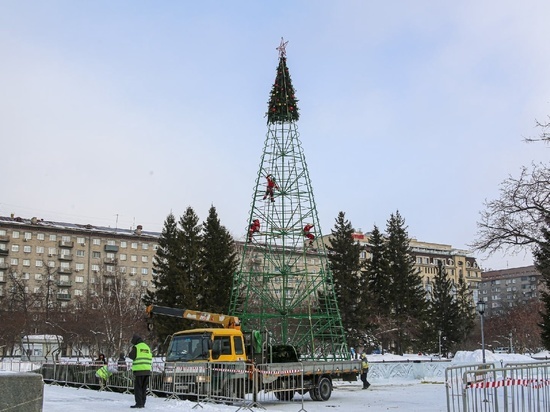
[129,334,152,409]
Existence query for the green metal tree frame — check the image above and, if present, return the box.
[229,39,350,361]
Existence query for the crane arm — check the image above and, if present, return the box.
[146,305,241,330]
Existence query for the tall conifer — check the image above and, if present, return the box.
[327,211,366,347]
[534,217,550,349]
[200,206,239,314]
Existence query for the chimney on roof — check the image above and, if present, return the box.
[10,213,14,218]
[135,225,143,235]
[31,217,38,225]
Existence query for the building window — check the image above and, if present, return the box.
[49,234,56,241]
[130,267,137,275]
[35,274,42,281]
[131,255,137,262]
[131,242,138,249]
[142,243,149,250]
[120,266,126,273]
[141,268,148,275]
[24,232,32,240]
[92,238,101,246]
[119,254,127,261]
[11,258,18,265]
[37,233,45,241]
[106,252,115,260]
[23,245,32,253]
[141,280,148,287]
[74,289,83,296]
[75,263,84,271]
[75,276,84,283]
[92,251,101,259]
[23,259,30,267]
[12,231,20,239]
[22,272,30,280]
[107,240,116,246]
[120,241,127,248]
[77,237,85,245]
[11,244,19,252]
[61,235,71,242]
[76,250,85,257]
[36,246,45,254]
[91,264,99,272]
[106,265,114,272]
[141,256,148,263]
[0,230,5,236]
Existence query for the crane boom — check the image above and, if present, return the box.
[146,305,241,330]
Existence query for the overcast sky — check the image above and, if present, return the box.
[2,1,549,270]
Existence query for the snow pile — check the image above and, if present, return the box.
[452,349,535,365]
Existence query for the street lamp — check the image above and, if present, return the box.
[438,330,442,358]
[477,299,486,364]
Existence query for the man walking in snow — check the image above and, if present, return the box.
[360,353,370,389]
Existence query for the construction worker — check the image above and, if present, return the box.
[263,174,280,202]
[360,353,370,389]
[303,223,315,246]
[129,334,153,409]
[248,219,261,243]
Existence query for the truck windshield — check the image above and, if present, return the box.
[166,333,211,362]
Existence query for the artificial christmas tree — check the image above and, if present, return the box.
[229,39,349,360]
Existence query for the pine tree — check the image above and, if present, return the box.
[365,225,391,316]
[327,211,366,347]
[177,207,203,321]
[144,213,186,350]
[426,261,461,354]
[200,206,239,314]
[534,217,550,349]
[385,211,427,353]
[454,274,476,345]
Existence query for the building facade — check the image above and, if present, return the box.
[0,215,159,307]
[478,265,540,317]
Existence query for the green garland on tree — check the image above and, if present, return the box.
[267,55,299,124]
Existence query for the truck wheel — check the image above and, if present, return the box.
[316,376,332,401]
[274,377,295,401]
[309,388,321,401]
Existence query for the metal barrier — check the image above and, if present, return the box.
[35,359,358,410]
[445,362,550,412]
[446,362,496,412]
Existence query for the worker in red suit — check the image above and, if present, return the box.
[248,219,261,243]
[303,223,315,247]
[263,174,280,202]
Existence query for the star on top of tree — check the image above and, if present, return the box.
[276,37,289,58]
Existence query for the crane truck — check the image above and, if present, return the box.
[146,305,361,401]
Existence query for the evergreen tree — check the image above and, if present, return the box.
[327,211,366,347]
[200,206,239,314]
[454,274,476,345]
[144,213,185,350]
[365,225,391,316]
[534,216,550,349]
[177,207,203,321]
[385,211,427,353]
[426,261,461,354]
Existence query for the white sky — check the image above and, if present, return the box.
[2,1,550,270]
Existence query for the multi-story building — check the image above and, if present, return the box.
[0,215,159,307]
[478,265,540,317]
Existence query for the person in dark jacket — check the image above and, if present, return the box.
[128,334,152,409]
[95,353,107,365]
[117,352,127,371]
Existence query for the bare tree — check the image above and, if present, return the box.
[525,117,550,144]
[472,163,550,256]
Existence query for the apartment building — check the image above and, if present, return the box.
[0,215,159,306]
[478,265,540,317]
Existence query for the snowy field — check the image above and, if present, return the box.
[3,350,547,411]
[43,381,448,412]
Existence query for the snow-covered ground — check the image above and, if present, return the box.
[43,380,447,412]
[3,350,548,411]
